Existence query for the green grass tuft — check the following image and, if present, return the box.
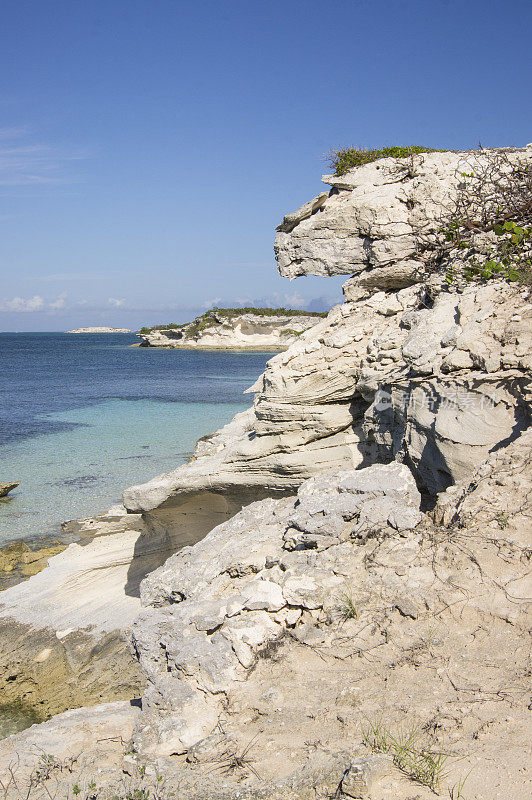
[361,718,451,792]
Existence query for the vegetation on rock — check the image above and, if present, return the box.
[437,150,532,285]
[327,145,443,176]
[139,307,326,335]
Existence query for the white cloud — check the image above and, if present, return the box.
[49,292,67,310]
[108,297,126,308]
[1,295,44,312]
[282,291,305,308]
[201,297,222,309]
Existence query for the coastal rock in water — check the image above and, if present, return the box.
[0,481,19,498]
[0,538,67,590]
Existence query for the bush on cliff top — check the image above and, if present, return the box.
[436,149,532,286]
[327,145,443,176]
[140,307,327,335]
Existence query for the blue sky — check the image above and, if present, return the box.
[1,0,530,331]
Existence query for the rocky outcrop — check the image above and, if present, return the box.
[275,147,531,280]
[130,462,423,756]
[2,439,528,798]
[122,280,530,518]
[0,508,146,716]
[0,147,530,799]
[0,481,19,498]
[123,147,530,521]
[0,702,140,792]
[138,309,324,349]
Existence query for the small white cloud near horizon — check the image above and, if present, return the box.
[282,290,305,308]
[108,297,126,308]
[1,295,45,312]
[49,292,67,311]
[201,297,222,309]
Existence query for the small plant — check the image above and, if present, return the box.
[449,772,470,799]
[495,511,509,529]
[327,145,443,176]
[362,718,450,793]
[335,592,359,623]
[210,735,260,779]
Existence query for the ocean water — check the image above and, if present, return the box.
[0,333,274,545]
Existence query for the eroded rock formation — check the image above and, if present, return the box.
[138,310,323,349]
[0,146,530,799]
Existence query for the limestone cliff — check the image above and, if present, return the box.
[138,308,324,349]
[0,146,530,800]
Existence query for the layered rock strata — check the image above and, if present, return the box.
[0,508,146,716]
[1,438,529,799]
[0,148,530,796]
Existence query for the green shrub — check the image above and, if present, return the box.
[327,145,443,176]
[439,150,532,286]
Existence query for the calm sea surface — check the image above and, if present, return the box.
[0,333,274,545]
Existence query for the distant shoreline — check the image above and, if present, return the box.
[66,327,133,333]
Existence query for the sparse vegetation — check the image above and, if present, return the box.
[334,591,359,623]
[327,145,443,176]
[495,511,510,529]
[139,307,327,335]
[437,148,532,285]
[0,753,168,800]
[209,735,260,779]
[361,718,451,793]
[448,773,470,800]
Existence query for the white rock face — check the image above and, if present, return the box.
[131,462,423,756]
[1,148,530,757]
[0,702,140,789]
[274,148,530,279]
[123,280,530,514]
[138,311,323,349]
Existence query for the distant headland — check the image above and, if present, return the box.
[66,326,132,333]
[137,307,326,349]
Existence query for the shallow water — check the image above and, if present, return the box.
[0,706,40,740]
[0,333,274,544]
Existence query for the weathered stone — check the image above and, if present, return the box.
[0,481,19,497]
[341,754,393,797]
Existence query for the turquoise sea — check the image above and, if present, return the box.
[0,333,274,545]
